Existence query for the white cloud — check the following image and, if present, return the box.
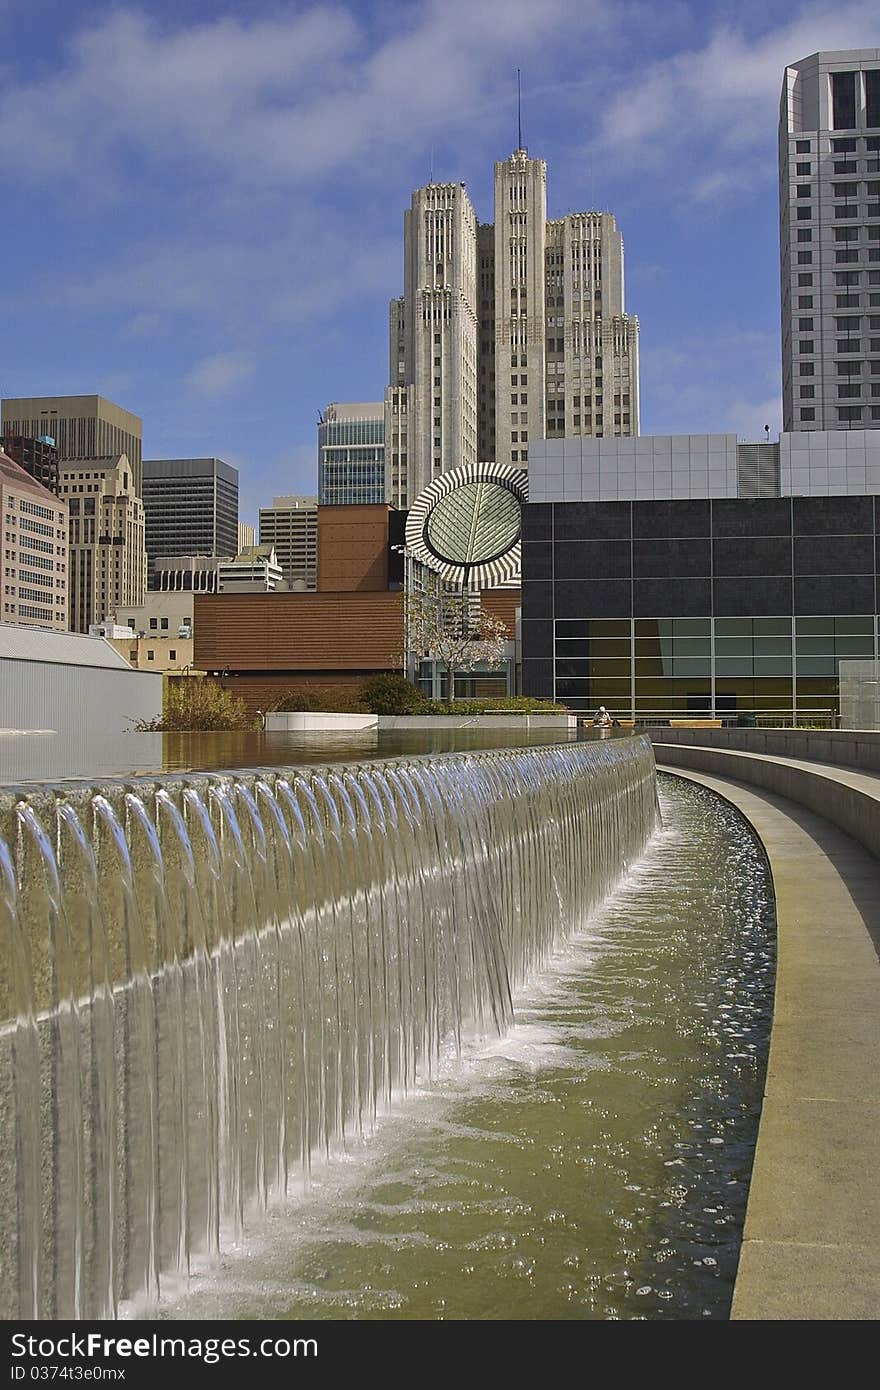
[592,1,880,200]
[185,352,255,398]
[0,1,595,188]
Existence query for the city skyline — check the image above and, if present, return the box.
[3,2,880,523]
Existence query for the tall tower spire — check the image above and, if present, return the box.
[517,67,523,150]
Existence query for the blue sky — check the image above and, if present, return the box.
[2,1,880,524]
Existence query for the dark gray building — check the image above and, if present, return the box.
[522,494,880,725]
[522,430,880,724]
[142,458,238,571]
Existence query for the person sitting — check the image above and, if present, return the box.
[592,705,612,733]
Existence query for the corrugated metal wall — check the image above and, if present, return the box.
[1,658,161,733]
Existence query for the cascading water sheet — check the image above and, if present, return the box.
[0,736,658,1320]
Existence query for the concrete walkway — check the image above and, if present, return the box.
[657,764,880,1320]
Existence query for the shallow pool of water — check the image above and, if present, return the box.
[151,773,774,1322]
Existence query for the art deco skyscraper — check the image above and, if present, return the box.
[385,182,480,508]
[780,50,880,431]
[386,147,640,505]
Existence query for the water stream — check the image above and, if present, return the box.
[0,736,659,1320]
[153,774,775,1322]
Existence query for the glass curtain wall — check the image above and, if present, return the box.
[553,615,877,723]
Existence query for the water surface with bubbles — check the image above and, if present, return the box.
[156,774,774,1322]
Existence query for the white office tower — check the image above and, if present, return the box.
[780,50,880,431]
[385,182,479,508]
[386,148,639,504]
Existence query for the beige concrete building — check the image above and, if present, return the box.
[92,590,196,671]
[258,496,317,589]
[89,621,195,673]
[386,147,640,503]
[0,448,69,630]
[386,182,480,506]
[238,521,255,550]
[217,543,283,592]
[2,395,144,494]
[60,454,146,632]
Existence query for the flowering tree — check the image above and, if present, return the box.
[406,587,509,704]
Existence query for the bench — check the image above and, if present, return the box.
[668,719,723,729]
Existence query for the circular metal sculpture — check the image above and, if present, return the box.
[405,462,528,586]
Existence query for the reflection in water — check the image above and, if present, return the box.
[0,727,584,787]
[157,775,774,1323]
[159,727,582,775]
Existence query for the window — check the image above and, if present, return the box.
[800,408,816,420]
[837,249,859,262]
[838,405,863,421]
[799,340,814,353]
[837,360,862,374]
[831,73,857,130]
[798,272,814,286]
[800,361,815,375]
[800,385,815,398]
[838,383,862,397]
[169,650,176,661]
[799,317,814,330]
[796,139,810,152]
[797,229,813,242]
[147,650,155,661]
[836,315,861,329]
[835,227,858,240]
[834,160,857,173]
[798,251,813,264]
[796,206,812,219]
[835,205,859,218]
[798,296,813,308]
[837,271,860,285]
[833,182,857,197]
[837,294,861,307]
[797,184,812,198]
[867,69,880,128]
[796,162,811,174]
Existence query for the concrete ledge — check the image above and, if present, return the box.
[658,764,880,1320]
[378,713,577,730]
[265,712,378,732]
[647,725,880,775]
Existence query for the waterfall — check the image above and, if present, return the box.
[0,736,658,1320]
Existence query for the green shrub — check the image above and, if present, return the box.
[135,678,256,731]
[359,673,427,715]
[268,685,367,713]
[416,696,569,715]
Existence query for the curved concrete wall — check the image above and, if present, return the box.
[648,726,880,775]
[654,742,880,863]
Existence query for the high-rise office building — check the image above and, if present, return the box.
[318,403,386,505]
[0,448,69,630]
[780,50,880,431]
[238,521,256,550]
[1,395,143,494]
[141,458,239,570]
[258,496,318,590]
[59,454,146,631]
[2,434,61,495]
[385,147,640,507]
